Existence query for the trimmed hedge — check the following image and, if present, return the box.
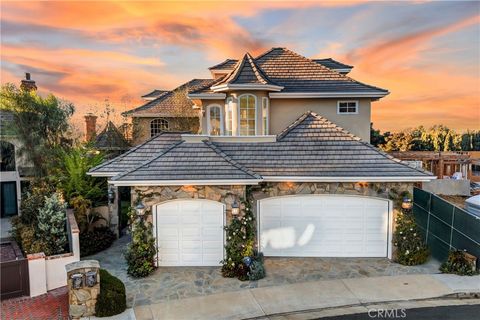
[95,269,126,317]
[80,227,116,257]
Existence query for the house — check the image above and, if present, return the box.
[84,113,130,158]
[0,73,37,237]
[89,47,435,266]
[123,79,216,145]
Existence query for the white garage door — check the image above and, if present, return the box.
[259,195,391,258]
[153,200,224,266]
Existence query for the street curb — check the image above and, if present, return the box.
[241,294,480,320]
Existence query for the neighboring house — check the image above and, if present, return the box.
[0,74,37,228]
[123,79,216,145]
[89,47,435,266]
[84,114,130,158]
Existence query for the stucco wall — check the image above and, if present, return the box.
[198,95,372,142]
[132,116,200,145]
[269,98,372,142]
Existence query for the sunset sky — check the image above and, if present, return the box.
[1,1,479,132]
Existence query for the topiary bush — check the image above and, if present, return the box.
[80,227,116,257]
[37,193,68,256]
[95,269,126,317]
[440,250,479,276]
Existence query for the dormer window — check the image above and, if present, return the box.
[337,101,358,114]
[238,94,256,136]
[225,98,233,136]
[207,104,223,135]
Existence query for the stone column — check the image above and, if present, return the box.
[65,260,100,319]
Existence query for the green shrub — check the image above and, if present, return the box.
[80,227,116,257]
[124,205,156,278]
[95,269,126,317]
[248,252,266,281]
[11,221,49,255]
[37,193,68,255]
[440,250,479,276]
[393,210,429,266]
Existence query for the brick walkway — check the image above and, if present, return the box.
[1,286,68,320]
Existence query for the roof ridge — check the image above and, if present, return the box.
[208,59,238,70]
[110,140,184,181]
[254,47,285,60]
[277,111,361,141]
[204,140,262,179]
[245,53,277,85]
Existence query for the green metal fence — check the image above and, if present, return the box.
[413,187,480,262]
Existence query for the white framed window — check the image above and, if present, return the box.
[207,104,223,136]
[225,97,233,136]
[150,118,169,137]
[337,101,358,114]
[238,94,256,136]
[262,97,269,135]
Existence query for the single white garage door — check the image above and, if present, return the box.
[153,200,224,266]
[259,195,391,258]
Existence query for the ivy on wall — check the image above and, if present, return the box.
[221,186,265,281]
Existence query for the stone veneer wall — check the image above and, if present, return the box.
[133,185,246,223]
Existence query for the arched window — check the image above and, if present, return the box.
[0,141,16,172]
[225,98,233,136]
[207,104,222,136]
[150,118,169,137]
[238,94,256,136]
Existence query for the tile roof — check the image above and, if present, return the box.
[104,112,432,182]
[89,132,184,175]
[208,59,239,70]
[124,79,215,116]
[195,48,387,95]
[111,140,261,182]
[312,58,353,71]
[213,53,278,87]
[141,89,169,100]
[94,121,130,151]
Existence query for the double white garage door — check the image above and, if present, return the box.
[153,196,391,266]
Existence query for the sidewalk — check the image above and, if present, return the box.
[133,274,480,320]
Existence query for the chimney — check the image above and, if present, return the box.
[20,72,37,91]
[84,113,98,142]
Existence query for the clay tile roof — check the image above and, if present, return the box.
[208,59,239,70]
[312,58,353,70]
[141,89,169,100]
[123,79,215,117]
[214,53,278,87]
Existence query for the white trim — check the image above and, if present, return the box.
[237,93,258,136]
[211,83,283,92]
[88,171,119,177]
[262,97,269,135]
[337,100,359,115]
[256,194,393,259]
[206,104,224,136]
[335,68,353,73]
[225,97,234,136]
[108,179,263,186]
[262,176,436,182]
[269,92,389,98]
[126,113,196,118]
[188,93,226,99]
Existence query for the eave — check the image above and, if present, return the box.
[262,176,436,182]
[187,93,226,99]
[211,83,284,92]
[269,91,389,99]
[108,179,263,186]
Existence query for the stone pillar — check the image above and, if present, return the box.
[108,184,120,237]
[66,260,100,319]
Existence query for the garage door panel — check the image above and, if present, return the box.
[155,200,224,266]
[260,196,389,258]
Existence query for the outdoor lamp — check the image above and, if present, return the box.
[402,197,413,210]
[108,186,115,204]
[231,200,240,216]
[135,201,146,217]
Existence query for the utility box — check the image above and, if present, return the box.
[65,260,100,319]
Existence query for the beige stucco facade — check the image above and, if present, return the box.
[198,93,372,142]
[132,116,200,145]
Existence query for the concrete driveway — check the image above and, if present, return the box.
[87,236,440,308]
